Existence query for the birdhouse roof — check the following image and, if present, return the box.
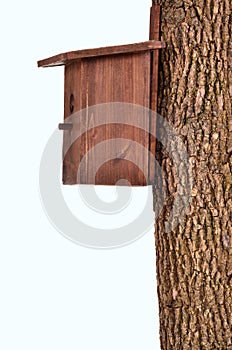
[37,40,165,68]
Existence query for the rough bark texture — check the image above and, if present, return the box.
[153,0,232,349]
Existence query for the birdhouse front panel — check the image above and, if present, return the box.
[62,52,151,186]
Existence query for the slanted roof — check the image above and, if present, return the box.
[37,40,165,68]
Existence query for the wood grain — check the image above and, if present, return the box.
[148,4,161,184]
[37,40,165,68]
[63,52,151,185]
[38,5,163,186]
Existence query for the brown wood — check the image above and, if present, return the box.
[63,61,82,184]
[149,4,161,184]
[63,53,151,185]
[37,40,165,68]
[38,4,163,186]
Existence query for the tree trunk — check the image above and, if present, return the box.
[153,0,232,348]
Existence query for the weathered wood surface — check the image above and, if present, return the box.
[38,4,162,186]
[63,52,151,185]
[149,4,161,184]
[37,40,165,68]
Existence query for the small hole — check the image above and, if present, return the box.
[70,93,74,114]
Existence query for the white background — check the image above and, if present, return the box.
[0,0,160,349]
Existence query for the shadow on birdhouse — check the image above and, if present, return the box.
[38,4,165,186]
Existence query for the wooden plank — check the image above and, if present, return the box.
[150,5,161,41]
[37,40,165,68]
[62,62,82,184]
[62,52,151,186]
[148,4,161,184]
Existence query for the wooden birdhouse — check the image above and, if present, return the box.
[38,5,164,186]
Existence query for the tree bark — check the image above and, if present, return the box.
[153,0,232,348]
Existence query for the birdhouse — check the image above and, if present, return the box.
[38,5,164,186]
